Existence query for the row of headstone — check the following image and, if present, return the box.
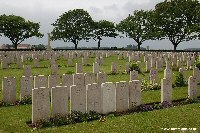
[1,72,107,104]
[32,80,141,123]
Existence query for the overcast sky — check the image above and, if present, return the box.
[0,0,200,50]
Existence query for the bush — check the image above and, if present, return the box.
[19,96,32,105]
[141,79,161,91]
[175,72,187,87]
[195,61,200,70]
[129,62,140,73]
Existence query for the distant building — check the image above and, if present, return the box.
[17,44,31,49]
[0,44,8,49]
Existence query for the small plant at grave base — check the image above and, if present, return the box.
[29,111,102,129]
[138,104,154,112]
[129,62,141,73]
[186,98,199,104]
[18,96,32,105]
[66,70,74,74]
[174,72,187,87]
[160,101,172,108]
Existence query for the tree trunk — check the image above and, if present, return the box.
[13,43,17,50]
[137,42,142,51]
[98,39,101,49]
[75,43,78,50]
[72,39,78,50]
[173,44,177,51]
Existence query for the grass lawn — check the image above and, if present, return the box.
[0,54,200,132]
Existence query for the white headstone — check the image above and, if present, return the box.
[86,83,102,113]
[101,82,116,114]
[161,78,172,103]
[2,77,16,104]
[70,85,86,113]
[51,86,68,116]
[34,75,48,89]
[84,73,96,85]
[188,76,197,99]
[20,76,33,100]
[32,87,50,123]
[129,80,141,108]
[116,81,129,112]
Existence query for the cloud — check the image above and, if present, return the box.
[0,0,199,50]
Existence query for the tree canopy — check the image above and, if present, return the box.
[0,14,43,49]
[116,10,157,50]
[92,20,118,49]
[154,0,200,51]
[51,9,94,49]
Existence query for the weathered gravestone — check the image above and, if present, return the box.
[111,62,118,74]
[179,67,186,81]
[84,73,96,85]
[116,81,129,112]
[97,72,106,84]
[73,73,85,86]
[93,62,100,74]
[129,80,141,108]
[32,87,50,123]
[20,76,33,100]
[146,61,150,72]
[76,63,83,74]
[16,58,23,69]
[1,58,8,69]
[101,82,116,114]
[48,74,60,89]
[33,58,39,68]
[70,85,87,113]
[86,83,102,113]
[161,78,172,103]
[50,64,58,75]
[150,69,158,85]
[34,75,48,89]
[24,65,32,77]
[62,74,73,97]
[2,77,16,104]
[193,67,200,85]
[51,86,68,116]
[130,70,138,81]
[188,76,197,99]
[125,62,130,73]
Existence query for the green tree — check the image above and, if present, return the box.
[51,9,94,49]
[154,0,200,51]
[0,14,43,49]
[92,20,117,49]
[116,10,157,50]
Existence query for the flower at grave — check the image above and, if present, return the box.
[151,70,155,75]
[99,116,106,122]
[161,101,172,108]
